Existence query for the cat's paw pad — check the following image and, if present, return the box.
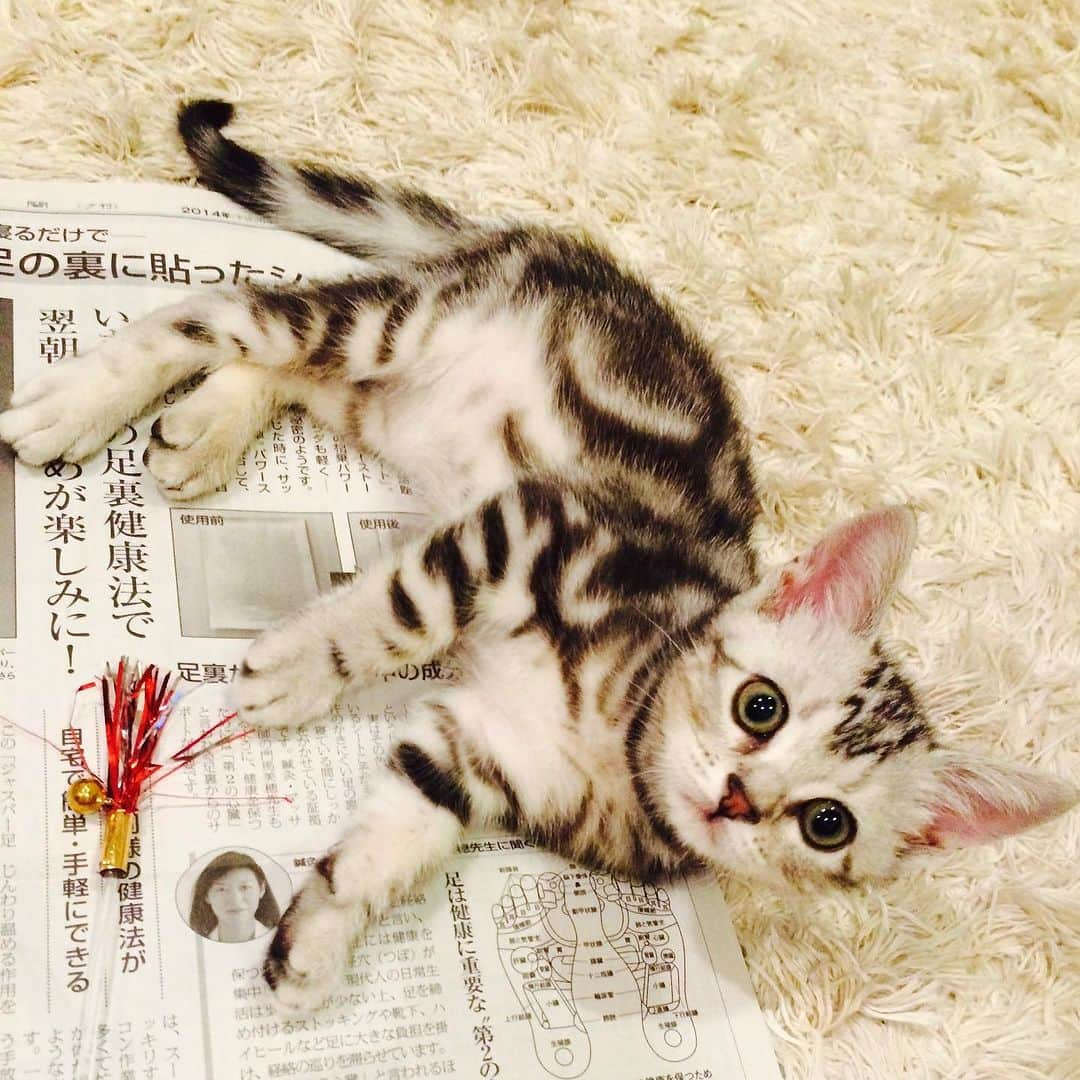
[234,621,347,729]
[143,409,231,501]
[263,883,354,1015]
[0,362,130,465]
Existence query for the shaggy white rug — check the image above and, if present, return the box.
[2,1,1078,1076]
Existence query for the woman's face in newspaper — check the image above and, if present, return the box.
[207,868,265,928]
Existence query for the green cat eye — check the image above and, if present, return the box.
[733,677,788,738]
[798,798,856,851]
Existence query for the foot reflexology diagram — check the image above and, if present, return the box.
[492,870,697,1078]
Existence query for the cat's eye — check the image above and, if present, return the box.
[798,798,856,851]
[733,677,788,738]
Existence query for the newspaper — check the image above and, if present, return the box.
[0,178,781,1080]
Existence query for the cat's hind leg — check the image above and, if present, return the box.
[0,290,297,467]
[0,276,405,485]
[143,362,290,500]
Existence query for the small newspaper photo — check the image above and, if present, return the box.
[0,179,782,1080]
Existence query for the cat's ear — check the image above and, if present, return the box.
[761,506,916,636]
[908,754,1078,849]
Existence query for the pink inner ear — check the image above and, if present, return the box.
[920,798,1031,846]
[908,763,1078,849]
[764,509,908,634]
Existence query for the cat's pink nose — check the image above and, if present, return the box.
[711,774,761,824]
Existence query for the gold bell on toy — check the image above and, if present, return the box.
[65,776,134,877]
[65,776,106,815]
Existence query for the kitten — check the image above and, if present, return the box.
[1,101,1074,1015]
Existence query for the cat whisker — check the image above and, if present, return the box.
[631,606,692,660]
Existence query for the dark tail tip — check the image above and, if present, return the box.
[175,99,275,214]
[177,99,235,152]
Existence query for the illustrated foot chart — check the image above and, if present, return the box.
[491,873,590,1077]
[492,871,697,1077]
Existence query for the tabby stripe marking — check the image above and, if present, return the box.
[173,319,216,344]
[259,291,315,341]
[329,642,351,680]
[422,531,475,627]
[396,188,466,231]
[501,412,534,469]
[389,571,425,633]
[390,742,471,824]
[551,346,754,546]
[480,501,509,584]
[429,704,466,784]
[307,306,355,372]
[376,286,421,366]
[540,782,594,851]
[297,166,377,211]
[522,487,579,637]
[466,749,523,824]
[624,649,685,856]
[314,852,337,893]
[861,661,888,690]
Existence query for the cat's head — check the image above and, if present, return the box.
[655,506,1077,888]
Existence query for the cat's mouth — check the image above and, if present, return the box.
[684,790,733,828]
[686,774,761,827]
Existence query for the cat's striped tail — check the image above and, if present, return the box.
[178,100,482,266]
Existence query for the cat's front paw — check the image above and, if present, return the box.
[0,360,138,465]
[234,617,349,729]
[264,876,356,1015]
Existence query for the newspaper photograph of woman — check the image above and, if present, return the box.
[180,848,290,944]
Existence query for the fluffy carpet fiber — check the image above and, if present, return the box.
[2,1,1078,1076]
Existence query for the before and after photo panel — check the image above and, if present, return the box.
[171,507,430,639]
[347,510,428,570]
[170,509,344,638]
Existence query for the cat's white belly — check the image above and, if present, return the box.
[360,304,579,514]
[441,630,628,822]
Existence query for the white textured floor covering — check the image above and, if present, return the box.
[2,2,1078,1076]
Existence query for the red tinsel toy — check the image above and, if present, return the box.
[64,657,254,876]
[62,659,257,1080]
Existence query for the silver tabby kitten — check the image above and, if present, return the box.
[1,101,1075,1015]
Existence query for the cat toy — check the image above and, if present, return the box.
[63,658,258,1080]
